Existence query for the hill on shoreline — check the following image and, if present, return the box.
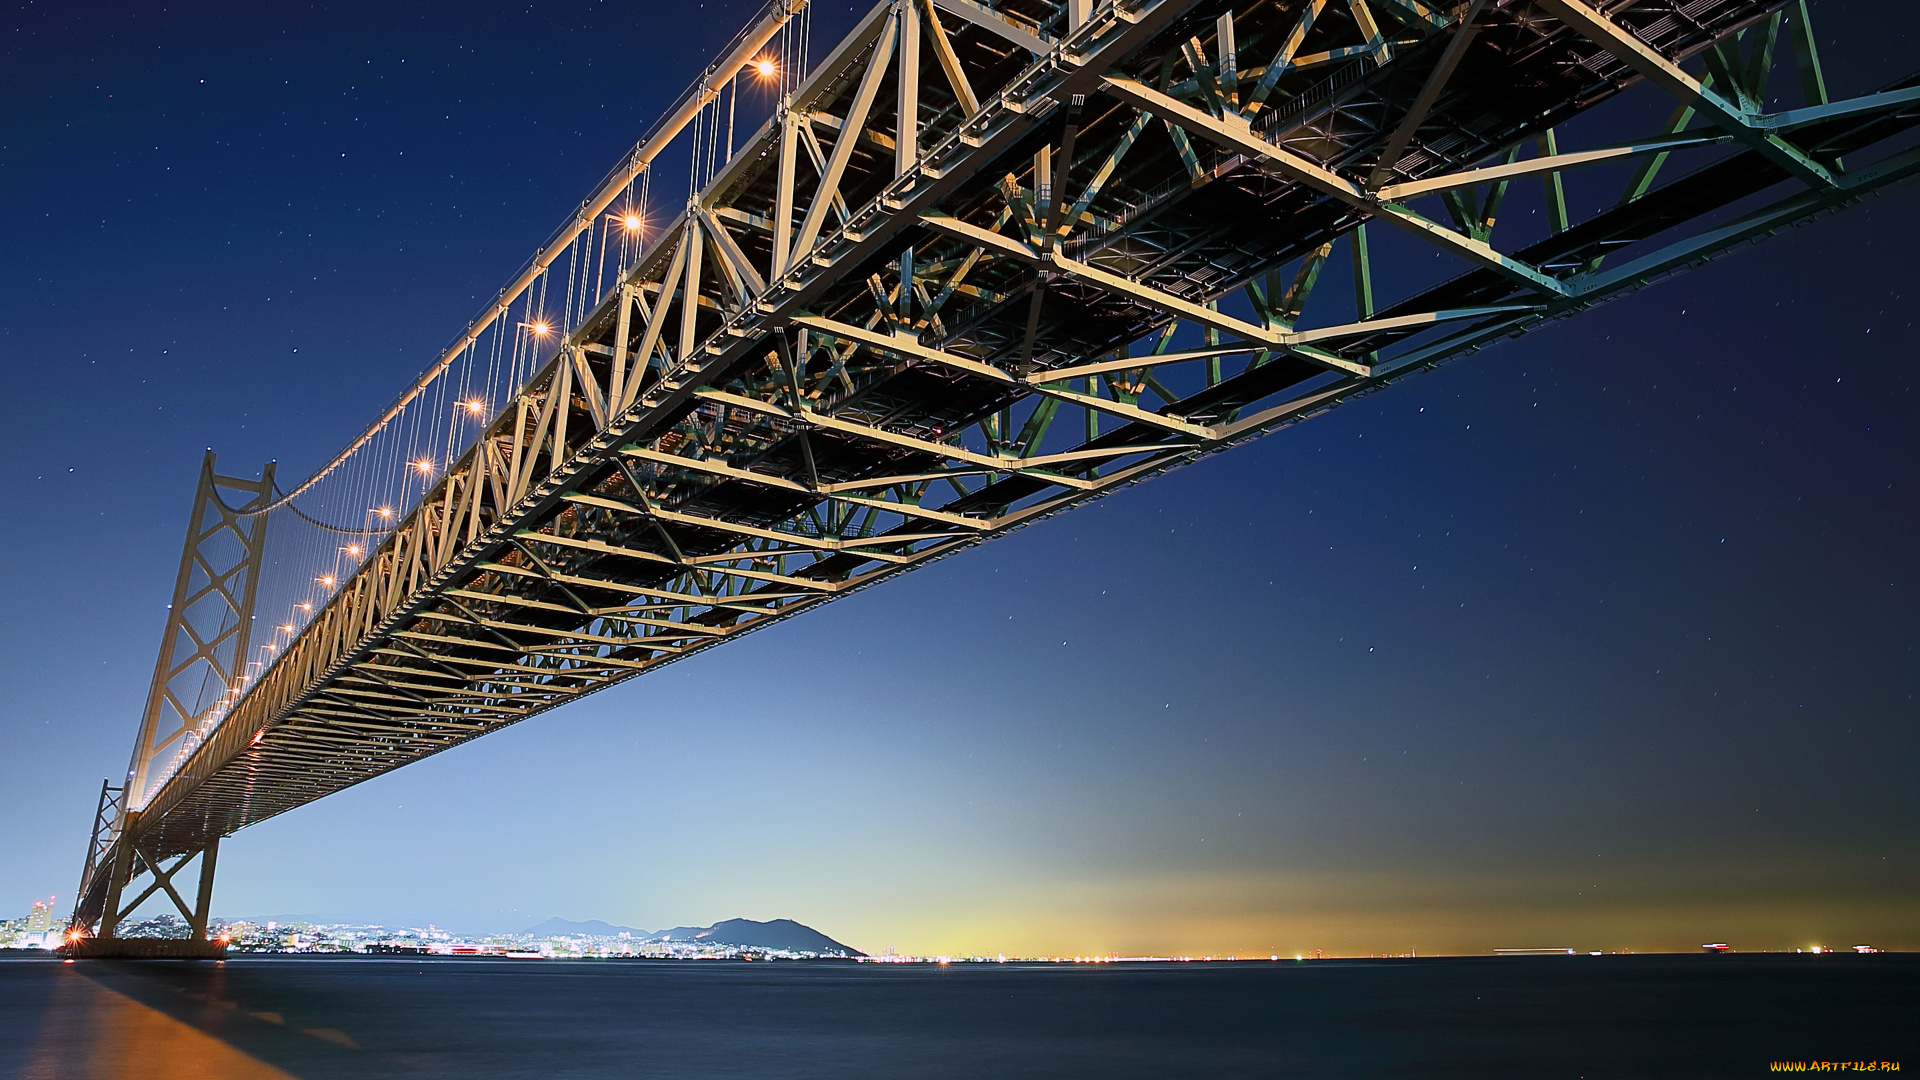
[522,916,860,955]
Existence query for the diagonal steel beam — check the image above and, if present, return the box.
[1530,0,1834,188]
[1378,131,1732,201]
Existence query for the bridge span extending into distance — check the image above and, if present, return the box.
[62,0,1918,954]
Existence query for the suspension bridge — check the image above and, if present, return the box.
[63,0,1918,955]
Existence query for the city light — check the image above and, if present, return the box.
[182,919,860,961]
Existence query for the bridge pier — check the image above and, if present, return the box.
[68,817,227,959]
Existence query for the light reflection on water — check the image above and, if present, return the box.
[20,965,292,1080]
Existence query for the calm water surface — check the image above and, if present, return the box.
[1,953,1912,1078]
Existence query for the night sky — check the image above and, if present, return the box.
[2,0,1915,957]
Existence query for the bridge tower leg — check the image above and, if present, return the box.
[95,810,139,940]
[65,779,123,946]
[189,837,220,941]
[67,452,273,957]
[124,451,277,809]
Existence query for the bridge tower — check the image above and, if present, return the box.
[67,451,274,957]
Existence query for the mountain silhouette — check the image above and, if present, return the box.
[522,917,649,937]
[648,918,860,955]
[523,916,860,955]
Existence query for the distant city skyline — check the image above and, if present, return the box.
[3,0,1916,959]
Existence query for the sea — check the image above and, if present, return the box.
[1,952,1913,1078]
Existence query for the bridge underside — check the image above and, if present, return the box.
[74,0,1919,934]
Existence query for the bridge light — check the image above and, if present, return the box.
[344,544,363,556]
[318,575,335,587]
[621,214,643,232]
[279,624,294,634]
[374,505,395,519]
[411,458,436,475]
[298,603,312,612]
[462,399,487,415]
[752,58,776,79]
[530,321,552,337]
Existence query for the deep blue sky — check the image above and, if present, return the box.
[2,0,1915,955]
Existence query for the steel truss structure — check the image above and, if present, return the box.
[72,0,1918,940]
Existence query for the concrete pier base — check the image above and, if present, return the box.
[61,938,227,960]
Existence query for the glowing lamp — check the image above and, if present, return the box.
[752,58,776,78]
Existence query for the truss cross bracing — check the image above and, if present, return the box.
[71,0,1919,941]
